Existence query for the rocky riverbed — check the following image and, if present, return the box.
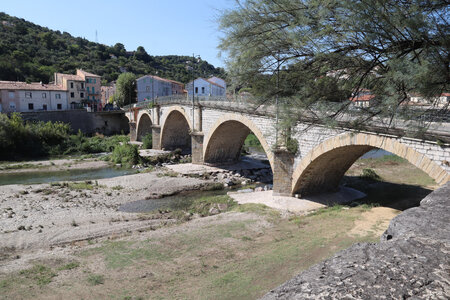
[262,182,450,299]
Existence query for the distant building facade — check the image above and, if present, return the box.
[54,69,102,110]
[136,75,184,102]
[0,81,68,112]
[101,83,116,106]
[186,77,226,97]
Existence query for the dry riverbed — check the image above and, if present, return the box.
[0,154,437,299]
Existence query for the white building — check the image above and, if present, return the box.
[186,77,226,97]
[0,81,68,113]
[137,75,184,102]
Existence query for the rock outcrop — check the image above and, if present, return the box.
[261,182,450,300]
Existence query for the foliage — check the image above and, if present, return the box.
[19,264,56,286]
[219,0,449,128]
[0,12,225,84]
[142,133,153,149]
[0,113,129,160]
[361,168,382,181]
[111,144,140,166]
[115,72,137,107]
[86,274,104,286]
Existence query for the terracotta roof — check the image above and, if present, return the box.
[441,93,450,97]
[55,73,84,81]
[350,94,375,102]
[77,69,101,78]
[0,81,67,91]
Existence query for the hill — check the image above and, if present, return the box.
[0,12,226,84]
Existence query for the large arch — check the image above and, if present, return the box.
[203,114,274,170]
[136,112,153,141]
[292,132,450,196]
[160,107,192,152]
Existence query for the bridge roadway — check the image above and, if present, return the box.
[125,97,450,196]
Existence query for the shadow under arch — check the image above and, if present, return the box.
[291,132,449,196]
[136,112,153,142]
[203,114,274,171]
[160,107,192,152]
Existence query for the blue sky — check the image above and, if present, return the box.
[1,0,237,68]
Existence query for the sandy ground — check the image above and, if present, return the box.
[349,207,400,237]
[228,186,366,213]
[0,157,110,174]
[0,172,210,253]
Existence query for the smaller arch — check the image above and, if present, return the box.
[160,106,192,152]
[292,132,450,196]
[136,112,153,141]
[203,113,274,170]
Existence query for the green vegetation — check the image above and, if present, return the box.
[111,144,139,166]
[243,133,263,152]
[57,261,80,271]
[0,113,129,160]
[18,264,56,286]
[115,72,137,107]
[0,12,225,84]
[361,168,381,181]
[86,274,105,286]
[141,133,153,149]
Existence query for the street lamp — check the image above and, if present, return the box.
[186,54,201,132]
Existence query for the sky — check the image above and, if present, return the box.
[1,0,237,68]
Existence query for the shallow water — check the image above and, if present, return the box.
[119,189,232,213]
[0,167,136,186]
[361,149,393,159]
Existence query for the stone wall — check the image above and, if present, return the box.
[261,182,450,299]
[20,110,129,135]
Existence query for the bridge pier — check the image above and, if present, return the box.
[152,125,161,150]
[129,122,137,142]
[272,148,295,196]
[191,132,204,164]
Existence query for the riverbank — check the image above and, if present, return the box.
[0,153,438,299]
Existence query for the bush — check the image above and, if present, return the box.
[361,168,381,181]
[142,133,152,149]
[111,143,139,166]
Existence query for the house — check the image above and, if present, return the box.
[350,89,374,107]
[54,69,102,110]
[0,81,68,113]
[137,75,184,102]
[186,77,226,97]
[410,93,450,107]
[101,83,116,107]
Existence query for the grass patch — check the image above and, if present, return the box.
[112,185,124,190]
[234,203,279,219]
[0,163,38,170]
[19,264,56,286]
[157,170,179,178]
[57,261,80,271]
[86,274,104,285]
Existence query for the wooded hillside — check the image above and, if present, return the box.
[0,12,225,84]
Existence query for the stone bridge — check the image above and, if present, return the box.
[125,99,450,196]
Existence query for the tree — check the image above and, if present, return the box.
[219,0,449,128]
[135,46,152,63]
[115,72,137,107]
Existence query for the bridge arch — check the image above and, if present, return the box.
[160,106,192,152]
[203,114,274,170]
[291,132,450,196]
[136,112,153,141]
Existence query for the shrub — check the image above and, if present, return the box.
[142,133,152,149]
[111,143,139,166]
[361,168,381,181]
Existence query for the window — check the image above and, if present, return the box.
[8,91,14,99]
[87,87,90,93]
[28,103,34,110]
[146,86,150,91]
[81,83,84,89]
[42,93,46,98]
[43,104,47,110]
[9,102,16,109]
[202,87,205,93]
[25,92,32,98]
[195,87,198,94]
[80,92,84,98]
[70,82,74,89]
[55,93,61,99]
[57,103,62,110]
[92,87,95,93]
[70,92,74,98]
[94,79,96,83]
